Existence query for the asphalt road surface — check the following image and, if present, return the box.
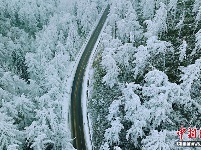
[71,5,110,150]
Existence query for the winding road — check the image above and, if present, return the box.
[71,5,110,150]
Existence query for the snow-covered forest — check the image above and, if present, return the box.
[1,0,201,149]
[0,0,106,149]
[88,0,201,149]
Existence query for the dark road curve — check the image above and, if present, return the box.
[71,5,110,150]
